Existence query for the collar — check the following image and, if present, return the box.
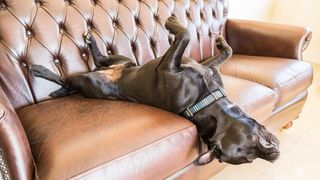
[181,88,226,118]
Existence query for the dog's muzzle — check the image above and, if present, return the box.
[181,88,226,118]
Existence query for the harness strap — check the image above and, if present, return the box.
[181,88,226,118]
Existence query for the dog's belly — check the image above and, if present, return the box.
[96,68,124,82]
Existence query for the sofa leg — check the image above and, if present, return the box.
[282,121,293,129]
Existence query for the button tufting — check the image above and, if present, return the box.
[134,17,140,25]
[107,50,112,54]
[186,10,191,19]
[64,0,70,5]
[59,28,65,34]
[212,10,216,18]
[87,21,93,30]
[131,42,136,51]
[21,62,27,68]
[112,19,119,28]
[35,0,44,6]
[81,52,87,59]
[200,10,205,19]
[54,59,60,64]
[90,0,97,5]
[26,29,33,37]
[0,3,6,11]
[153,14,159,21]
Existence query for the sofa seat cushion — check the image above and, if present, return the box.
[222,75,277,122]
[17,96,198,180]
[221,54,313,108]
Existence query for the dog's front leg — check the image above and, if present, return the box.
[157,17,190,72]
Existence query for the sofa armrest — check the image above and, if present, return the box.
[0,88,34,180]
[225,19,312,60]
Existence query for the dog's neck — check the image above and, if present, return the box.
[191,97,234,144]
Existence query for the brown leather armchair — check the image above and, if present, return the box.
[0,0,313,179]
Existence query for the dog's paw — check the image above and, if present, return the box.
[215,36,230,51]
[165,16,179,33]
[83,32,93,44]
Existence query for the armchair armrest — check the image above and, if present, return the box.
[0,88,34,180]
[225,19,312,60]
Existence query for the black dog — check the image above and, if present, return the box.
[30,17,280,165]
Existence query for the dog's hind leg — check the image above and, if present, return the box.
[157,17,190,72]
[29,65,73,97]
[201,36,233,70]
[30,65,65,86]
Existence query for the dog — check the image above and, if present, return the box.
[30,17,280,165]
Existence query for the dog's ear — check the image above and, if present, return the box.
[201,36,233,70]
[256,134,280,162]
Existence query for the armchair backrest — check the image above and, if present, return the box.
[0,0,228,109]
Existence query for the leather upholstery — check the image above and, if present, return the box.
[221,54,313,108]
[225,19,312,60]
[222,75,276,122]
[0,87,34,180]
[0,0,314,179]
[0,0,229,109]
[17,95,198,180]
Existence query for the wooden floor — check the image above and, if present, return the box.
[211,62,320,180]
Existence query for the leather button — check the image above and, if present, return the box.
[107,50,112,54]
[212,10,216,18]
[54,59,60,64]
[91,0,96,5]
[26,29,33,37]
[153,14,159,21]
[87,21,93,30]
[200,10,205,19]
[21,62,27,67]
[81,53,87,59]
[59,28,65,34]
[0,3,6,11]
[65,0,70,5]
[134,17,140,25]
[112,21,117,28]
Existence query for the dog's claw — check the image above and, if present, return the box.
[215,36,229,51]
[83,32,93,44]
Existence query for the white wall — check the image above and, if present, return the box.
[228,0,274,21]
[228,0,320,63]
[268,0,320,62]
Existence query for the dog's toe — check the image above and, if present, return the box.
[83,32,92,44]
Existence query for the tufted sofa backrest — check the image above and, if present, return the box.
[0,0,228,109]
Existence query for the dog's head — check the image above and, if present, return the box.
[196,103,280,165]
[195,36,280,165]
[212,104,280,164]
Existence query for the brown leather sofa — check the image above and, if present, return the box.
[0,0,313,179]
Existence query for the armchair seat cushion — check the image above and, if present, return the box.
[222,75,277,122]
[221,54,313,108]
[16,96,198,180]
